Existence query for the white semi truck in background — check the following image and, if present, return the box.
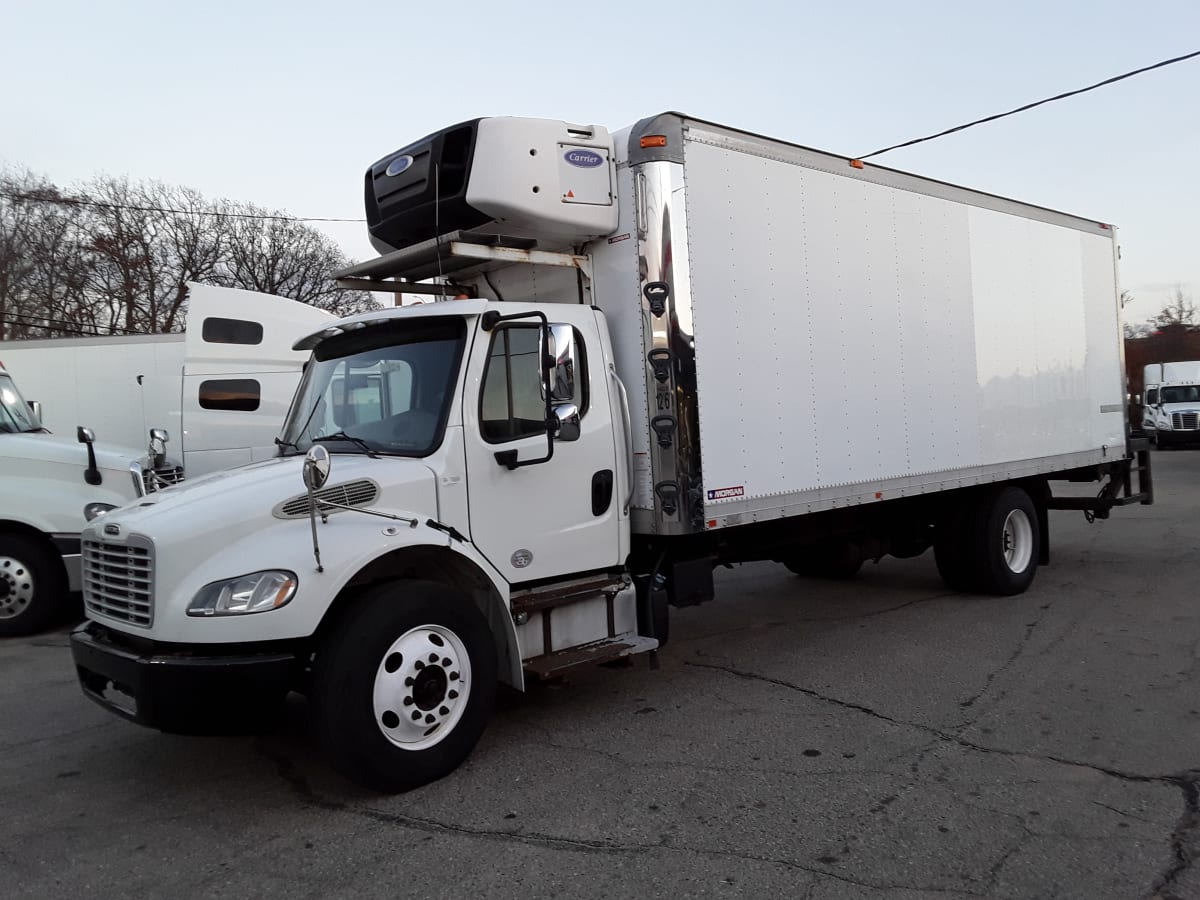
[71,113,1152,792]
[1142,361,1200,448]
[0,361,182,636]
[0,284,334,478]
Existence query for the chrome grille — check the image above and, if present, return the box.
[143,465,185,493]
[82,537,154,627]
[1172,412,1199,431]
[276,479,380,518]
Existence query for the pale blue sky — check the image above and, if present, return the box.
[2,0,1196,325]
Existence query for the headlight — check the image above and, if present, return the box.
[84,502,118,521]
[188,570,298,617]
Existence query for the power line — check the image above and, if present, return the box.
[858,49,1200,161]
[1,310,155,337]
[0,190,365,224]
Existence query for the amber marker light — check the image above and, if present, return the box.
[849,159,865,170]
[640,135,668,148]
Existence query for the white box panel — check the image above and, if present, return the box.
[680,134,1121,516]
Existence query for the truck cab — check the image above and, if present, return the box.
[1143,362,1200,448]
[0,361,183,636]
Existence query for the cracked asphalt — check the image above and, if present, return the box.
[3,451,1199,899]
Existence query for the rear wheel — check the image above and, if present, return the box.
[0,534,68,637]
[967,486,1040,596]
[312,580,497,792]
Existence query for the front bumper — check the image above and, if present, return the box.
[71,621,300,729]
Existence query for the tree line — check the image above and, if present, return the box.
[0,169,379,341]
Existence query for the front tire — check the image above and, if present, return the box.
[312,580,497,792]
[0,534,68,637]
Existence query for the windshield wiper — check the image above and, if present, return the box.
[311,432,380,458]
[274,436,301,453]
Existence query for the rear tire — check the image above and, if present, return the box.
[312,580,497,793]
[0,534,68,637]
[967,486,1040,596]
[934,504,976,592]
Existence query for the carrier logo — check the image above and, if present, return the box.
[384,155,414,177]
[563,149,605,168]
[707,486,745,501]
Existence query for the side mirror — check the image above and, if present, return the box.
[27,400,42,424]
[547,324,576,403]
[552,404,581,442]
[148,428,169,460]
[76,426,101,486]
[303,445,331,491]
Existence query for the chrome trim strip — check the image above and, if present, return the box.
[633,159,703,535]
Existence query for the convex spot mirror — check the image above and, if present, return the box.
[303,444,331,491]
[552,403,581,442]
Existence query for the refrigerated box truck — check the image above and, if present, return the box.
[71,114,1151,791]
[0,284,334,477]
[1141,361,1200,447]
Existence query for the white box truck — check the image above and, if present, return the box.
[0,284,334,478]
[1141,361,1200,447]
[0,360,182,636]
[70,114,1152,791]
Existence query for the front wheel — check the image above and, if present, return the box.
[312,581,498,792]
[0,534,68,637]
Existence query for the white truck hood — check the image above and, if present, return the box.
[0,430,144,473]
[94,453,440,548]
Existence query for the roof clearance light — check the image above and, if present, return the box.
[849,159,865,170]
[640,135,668,149]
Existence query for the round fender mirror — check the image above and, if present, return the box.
[303,445,331,491]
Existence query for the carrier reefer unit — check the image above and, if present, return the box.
[71,114,1151,792]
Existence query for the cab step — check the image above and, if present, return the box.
[523,634,658,679]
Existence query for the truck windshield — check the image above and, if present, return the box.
[278,318,466,457]
[1160,385,1200,404]
[0,373,41,434]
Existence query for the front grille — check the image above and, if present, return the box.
[276,479,380,518]
[143,465,185,493]
[82,537,154,627]
[1172,412,1199,431]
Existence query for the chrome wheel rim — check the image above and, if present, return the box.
[1001,509,1033,573]
[372,624,471,751]
[0,555,34,620]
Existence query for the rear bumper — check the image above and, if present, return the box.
[70,621,299,729]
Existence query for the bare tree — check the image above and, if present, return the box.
[1,170,379,339]
[1153,285,1197,330]
[217,203,376,316]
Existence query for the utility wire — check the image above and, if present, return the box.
[858,49,1200,160]
[0,190,365,223]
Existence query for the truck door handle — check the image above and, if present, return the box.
[592,470,614,516]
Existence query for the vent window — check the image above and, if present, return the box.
[202,317,263,345]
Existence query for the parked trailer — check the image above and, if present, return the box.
[1142,361,1200,447]
[71,114,1151,791]
[0,284,333,477]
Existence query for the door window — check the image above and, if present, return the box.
[480,326,545,443]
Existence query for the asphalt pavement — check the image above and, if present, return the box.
[3,450,1198,899]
